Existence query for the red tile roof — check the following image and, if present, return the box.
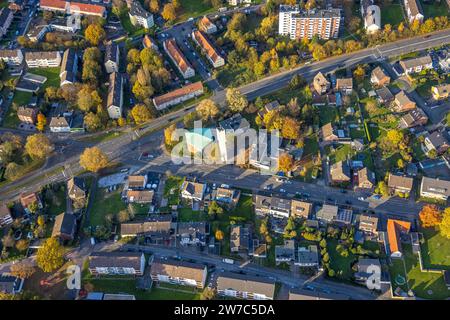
[153,81,203,107]
[164,38,192,74]
[40,0,67,10]
[70,2,106,16]
[192,30,222,65]
[387,219,411,255]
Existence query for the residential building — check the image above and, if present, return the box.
[289,288,349,300]
[290,199,312,219]
[0,49,24,66]
[420,176,450,201]
[295,245,319,267]
[127,175,147,190]
[39,0,68,14]
[120,215,173,241]
[394,91,416,112]
[88,252,146,275]
[278,5,342,40]
[399,108,428,129]
[152,81,203,111]
[25,51,62,68]
[142,35,158,51]
[376,86,394,104]
[320,123,338,142]
[254,193,272,216]
[49,116,71,132]
[199,16,217,34]
[403,0,424,23]
[316,204,338,223]
[313,72,330,95]
[387,219,411,258]
[216,113,251,164]
[20,192,42,213]
[387,173,414,195]
[107,72,123,119]
[336,78,353,95]
[0,8,13,39]
[269,197,291,218]
[104,42,119,74]
[17,106,37,124]
[67,177,86,201]
[9,0,25,11]
[217,272,276,300]
[358,213,379,236]
[150,259,207,289]
[275,240,296,263]
[370,66,390,86]
[192,30,225,68]
[49,18,81,33]
[128,0,154,28]
[60,48,78,86]
[0,275,23,295]
[177,222,208,246]
[52,212,77,241]
[70,2,107,17]
[180,181,206,202]
[0,204,13,228]
[257,100,281,119]
[126,190,154,203]
[361,0,381,34]
[399,55,432,75]
[335,208,353,225]
[424,131,450,155]
[330,161,351,184]
[163,38,195,79]
[354,258,382,283]
[356,167,375,190]
[230,225,250,253]
[214,187,241,208]
[228,0,252,5]
[431,83,450,100]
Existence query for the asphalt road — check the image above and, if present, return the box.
[1,29,450,203]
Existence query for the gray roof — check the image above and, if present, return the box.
[217,272,275,299]
[49,116,70,128]
[25,51,60,61]
[129,0,151,19]
[218,113,250,131]
[89,251,143,269]
[297,245,319,265]
[230,225,250,251]
[0,8,12,27]
[289,287,349,300]
[52,212,77,238]
[68,177,86,199]
[292,8,341,19]
[420,176,450,198]
[104,42,119,64]
[150,258,206,283]
[376,86,394,101]
[335,209,353,224]
[426,131,449,149]
[107,72,122,108]
[317,204,338,222]
[359,213,378,231]
[275,240,295,260]
[0,275,20,294]
[121,215,172,236]
[61,48,77,75]
[177,222,207,239]
[400,55,432,70]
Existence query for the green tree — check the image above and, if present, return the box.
[208,201,224,219]
[439,208,450,239]
[36,238,65,272]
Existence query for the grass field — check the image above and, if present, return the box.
[319,106,339,126]
[86,279,201,300]
[89,188,127,226]
[420,227,450,270]
[230,195,254,223]
[177,0,215,22]
[12,91,33,106]
[163,175,184,206]
[327,239,357,280]
[326,144,354,165]
[29,67,61,89]
[420,0,450,18]
[178,207,207,222]
[381,1,405,26]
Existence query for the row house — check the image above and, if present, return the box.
[25,51,62,68]
[128,0,154,29]
[399,54,432,75]
[150,259,207,289]
[106,72,123,119]
[120,215,174,243]
[104,42,119,74]
[191,30,225,68]
[420,176,450,201]
[60,48,78,86]
[0,8,13,39]
[39,0,107,18]
[152,81,204,111]
[199,16,217,34]
[163,38,195,79]
[403,0,424,23]
[217,272,275,300]
[0,49,24,66]
[0,204,13,228]
[88,252,146,276]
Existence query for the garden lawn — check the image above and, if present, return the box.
[403,245,449,299]
[178,207,207,222]
[89,188,127,226]
[30,67,61,89]
[164,175,184,206]
[327,239,357,281]
[46,184,67,215]
[129,203,150,216]
[230,195,254,223]
[380,1,405,26]
[12,91,32,105]
[1,105,20,128]
[86,279,201,300]
[327,144,354,164]
[420,227,450,270]
[319,106,339,126]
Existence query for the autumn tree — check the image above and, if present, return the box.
[162,3,177,22]
[226,88,248,113]
[15,239,29,252]
[375,181,389,197]
[84,112,103,132]
[196,99,219,121]
[440,208,450,239]
[131,104,153,124]
[281,117,300,140]
[10,262,36,279]
[25,134,54,159]
[419,205,442,228]
[149,0,159,13]
[84,24,106,46]
[353,65,366,82]
[36,238,65,273]
[36,113,46,132]
[79,147,109,173]
[208,201,224,219]
[164,123,177,148]
[215,229,224,241]
[77,87,102,112]
[278,153,294,174]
